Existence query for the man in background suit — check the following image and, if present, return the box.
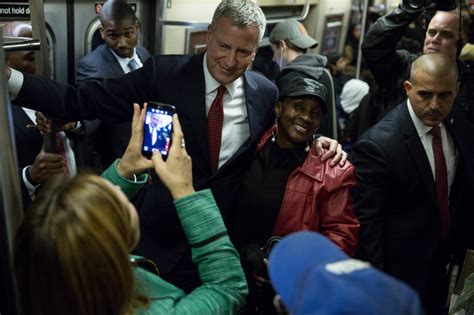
[8,0,344,292]
[73,0,151,171]
[351,53,474,314]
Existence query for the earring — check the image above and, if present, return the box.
[305,134,316,152]
[271,118,278,142]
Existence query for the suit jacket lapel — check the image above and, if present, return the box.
[136,46,151,63]
[244,72,265,145]
[401,102,439,211]
[12,106,40,140]
[101,45,127,77]
[179,54,209,169]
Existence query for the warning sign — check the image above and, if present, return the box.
[0,3,30,18]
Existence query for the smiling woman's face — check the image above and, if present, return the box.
[275,96,322,148]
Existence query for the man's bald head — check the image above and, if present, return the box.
[3,21,36,75]
[410,53,458,85]
[3,21,32,38]
[404,53,459,126]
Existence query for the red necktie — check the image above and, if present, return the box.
[55,132,69,176]
[207,85,226,173]
[430,125,450,238]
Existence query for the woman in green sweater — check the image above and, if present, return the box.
[14,104,247,315]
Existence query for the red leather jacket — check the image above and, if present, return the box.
[257,128,359,256]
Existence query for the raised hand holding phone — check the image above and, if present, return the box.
[117,103,154,179]
[152,114,194,200]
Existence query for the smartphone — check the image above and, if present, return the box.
[142,102,175,159]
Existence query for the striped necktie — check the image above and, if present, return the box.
[128,59,139,71]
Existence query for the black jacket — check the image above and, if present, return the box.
[362,5,474,126]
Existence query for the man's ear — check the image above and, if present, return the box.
[99,27,105,40]
[206,24,213,45]
[251,47,260,61]
[279,40,288,50]
[403,80,412,96]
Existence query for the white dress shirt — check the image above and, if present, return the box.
[407,100,458,195]
[203,53,249,169]
[109,47,143,73]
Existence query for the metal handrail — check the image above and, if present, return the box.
[156,20,209,27]
[156,0,310,27]
[3,39,40,53]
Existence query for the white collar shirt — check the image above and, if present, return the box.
[407,99,458,195]
[203,53,249,169]
[109,47,143,73]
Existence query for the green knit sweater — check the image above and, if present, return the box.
[101,160,248,314]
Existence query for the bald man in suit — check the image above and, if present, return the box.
[351,53,474,314]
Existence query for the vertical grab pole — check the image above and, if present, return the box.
[0,30,23,315]
[356,0,370,80]
[29,0,50,77]
[29,0,56,152]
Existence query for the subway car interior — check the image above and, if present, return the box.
[1,0,474,314]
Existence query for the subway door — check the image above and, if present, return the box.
[73,1,154,83]
[44,0,69,83]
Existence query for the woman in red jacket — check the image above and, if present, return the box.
[233,71,359,314]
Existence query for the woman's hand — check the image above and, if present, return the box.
[315,136,348,167]
[152,114,194,200]
[117,103,154,179]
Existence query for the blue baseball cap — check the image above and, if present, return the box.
[268,231,423,315]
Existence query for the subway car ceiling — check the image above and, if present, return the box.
[0,0,370,85]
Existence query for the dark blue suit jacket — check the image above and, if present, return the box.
[14,53,278,290]
[76,44,151,81]
[73,44,151,170]
[351,101,474,305]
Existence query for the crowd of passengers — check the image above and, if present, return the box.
[3,0,474,314]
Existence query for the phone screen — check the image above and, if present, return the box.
[142,102,175,158]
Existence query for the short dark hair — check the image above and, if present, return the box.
[100,1,137,26]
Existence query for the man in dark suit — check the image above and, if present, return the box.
[8,1,343,292]
[351,53,474,314]
[72,1,151,171]
[4,22,65,207]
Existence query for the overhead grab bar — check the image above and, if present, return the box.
[3,39,41,53]
[156,0,311,28]
[265,0,311,24]
[157,20,209,27]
